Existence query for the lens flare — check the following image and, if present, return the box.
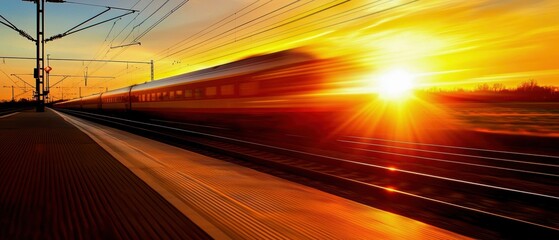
[376,69,416,100]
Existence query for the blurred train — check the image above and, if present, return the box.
[54,49,373,135]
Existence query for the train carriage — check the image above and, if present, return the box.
[55,49,371,134]
[101,86,133,112]
[81,94,102,111]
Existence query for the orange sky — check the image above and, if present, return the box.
[1,0,558,101]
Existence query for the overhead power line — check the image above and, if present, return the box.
[83,0,156,78]
[132,0,190,43]
[115,0,190,48]
[0,56,151,65]
[0,14,35,42]
[0,67,28,89]
[159,0,306,60]
[109,0,156,46]
[163,0,349,62]
[45,7,137,42]
[83,0,144,80]
[64,1,140,12]
[152,0,263,59]
[154,0,418,76]
[87,0,190,79]
[116,0,170,47]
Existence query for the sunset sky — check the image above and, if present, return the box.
[0,0,558,101]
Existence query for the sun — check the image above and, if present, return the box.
[375,69,416,100]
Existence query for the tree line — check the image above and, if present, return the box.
[421,80,559,102]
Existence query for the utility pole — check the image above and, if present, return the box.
[150,60,154,81]
[26,0,64,111]
[45,54,51,101]
[2,86,15,102]
[35,0,45,112]
[21,0,133,111]
[5,86,14,102]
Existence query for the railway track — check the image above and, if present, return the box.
[0,108,26,117]
[56,108,559,239]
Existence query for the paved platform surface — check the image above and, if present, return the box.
[0,110,210,239]
[57,109,470,239]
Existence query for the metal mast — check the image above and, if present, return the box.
[35,0,45,111]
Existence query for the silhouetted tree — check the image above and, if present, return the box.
[516,79,540,92]
[492,83,506,92]
[475,83,490,92]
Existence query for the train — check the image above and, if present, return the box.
[54,49,374,135]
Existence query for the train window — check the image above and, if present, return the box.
[194,88,203,99]
[151,93,156,101]
[176,90,183,99]
[205,87,217,97]
[162,92,168,100]
[220,84,235,96]
[157,92,162,100]
[185,89,193,98]
[170,91,175,100]
[239,82,258,96]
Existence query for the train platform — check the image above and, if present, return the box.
[0,109,470,239]
[0,109,210,239]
